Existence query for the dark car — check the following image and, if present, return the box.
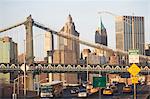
[110,85,118,93]
[70,87,79,94]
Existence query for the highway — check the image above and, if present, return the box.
[45,84,150,99]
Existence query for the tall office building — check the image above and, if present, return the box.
[0,36,18,84]
[95,20,107,46]
[94,19,109,61]
[58,14,80,63]
[0,36,18,63]
[52,15,80,84]
[116,16,145,55]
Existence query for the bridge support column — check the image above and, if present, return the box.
[26,73,34,91]
[25,15,34,64]
[24,15,34,91]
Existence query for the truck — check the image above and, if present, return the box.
[40,81,63,98]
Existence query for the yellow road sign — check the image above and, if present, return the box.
[127,64,141,76]
[131,76,138,84]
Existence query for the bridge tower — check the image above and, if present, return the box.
[24,15,34,91]
[24,15,34,64]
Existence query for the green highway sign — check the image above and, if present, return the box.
[93,76,106,88]
[129,49,139,55]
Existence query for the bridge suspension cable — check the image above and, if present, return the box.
[0,21,25,33]
[33,20,113,52]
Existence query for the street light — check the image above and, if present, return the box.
[20,64,29,97]
[86,55,89,91]
[20,39,29,97]
[12,76,25,99]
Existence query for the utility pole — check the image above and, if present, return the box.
[86,55,89,88]
[23,39,26,96]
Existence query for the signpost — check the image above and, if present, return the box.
[93,77,106,88]
[129,49,139,63]
[128,49,140,99]
[127,64,141,76]
[127,63,141,99]
[93,76,106,99]
[131,76,138,84]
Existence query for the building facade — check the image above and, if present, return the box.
[52,15,80,84]
[95,20,107,46]
[0,36,18,85]
[0,36,18,63]
[58,14,80,63]
[116,16,145,55]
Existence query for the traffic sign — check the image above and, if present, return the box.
[127,64,141,76]
[131,76,138,84]
[129,49,139,63]
[93,77,106,88]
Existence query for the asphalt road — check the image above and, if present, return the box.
[41,84,150,99]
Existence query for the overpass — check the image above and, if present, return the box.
[0,63,150,73]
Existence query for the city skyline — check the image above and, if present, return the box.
[0,0,149,60]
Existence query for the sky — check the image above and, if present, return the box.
[0,0,150,60]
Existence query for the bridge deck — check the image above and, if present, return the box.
[0,63,150,73]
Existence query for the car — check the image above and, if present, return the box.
[78,89,87,97]
[40,92,53,98]
[70,87,79,94]
[40,88,53,98]
[110,85,118,93]
[122,85,132,93]
[82,81,87,88]
[103,87,113,95]
[70,89,76,94]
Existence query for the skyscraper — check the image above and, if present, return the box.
[52,15,80,84]
[58,14,80,63]
[95,20,107,46]
[0,36,18,63]
[0,36,18,84]
[116,16,145,55]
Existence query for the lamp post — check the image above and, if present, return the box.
[24,39,26,96]
[12,76,24,99]
[20,64,29,97]
[20,40,29,97]
[86,55,89,91]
